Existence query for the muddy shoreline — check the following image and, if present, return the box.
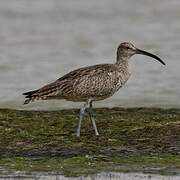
[0,108,180,175]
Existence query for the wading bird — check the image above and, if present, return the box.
[23,42,165,137]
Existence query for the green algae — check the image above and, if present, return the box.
[0,108,180,176]
[0,155,180,176]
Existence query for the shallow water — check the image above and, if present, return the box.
[0,171,180,180]
[0,0,180,110]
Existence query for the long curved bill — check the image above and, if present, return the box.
[137,49,166,65]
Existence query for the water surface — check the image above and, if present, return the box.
[0,171,180,180]
[0,0,180,109]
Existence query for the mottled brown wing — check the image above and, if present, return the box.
[57,64,113,81]
[55,63,119,100]
[23,64,115,104]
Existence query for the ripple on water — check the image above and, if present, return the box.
[0,171,180,180]
[0,0,180,109]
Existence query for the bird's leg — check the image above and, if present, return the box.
[76,101,89,137]
[88,101,99,136]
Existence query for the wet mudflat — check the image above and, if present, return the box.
[0,107,180,178]
[0,171,180,180]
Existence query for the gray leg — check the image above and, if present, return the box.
[76,101,89,137]
[88,101,99,136]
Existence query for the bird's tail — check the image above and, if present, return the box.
[22,90,38,104]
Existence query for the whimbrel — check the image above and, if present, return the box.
[23,42,165,137]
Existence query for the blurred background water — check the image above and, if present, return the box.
[0,0,180,110]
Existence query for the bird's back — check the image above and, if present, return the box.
[23,63,130,103]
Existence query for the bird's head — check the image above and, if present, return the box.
[117,42,165,65]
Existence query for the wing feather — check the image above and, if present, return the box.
[23,64,116,103]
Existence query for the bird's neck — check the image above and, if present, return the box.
[116,50,131,64]
[115,54,129,68]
